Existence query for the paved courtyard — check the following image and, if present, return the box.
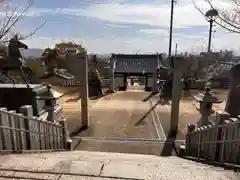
[55,84,228,155]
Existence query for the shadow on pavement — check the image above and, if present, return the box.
[159,98,171,105]
[65,96,81,102]
[65,92,113,102]
[142,92,157,102]
[89,92,113,100]
[160,130,178,156]
[135,99,161,125]
[160,129,185,156]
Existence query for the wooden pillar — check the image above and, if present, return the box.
[79,55,89,128]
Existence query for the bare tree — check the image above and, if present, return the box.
[0,0,46,43]
[190,39,209,54]
[193,0,240,33]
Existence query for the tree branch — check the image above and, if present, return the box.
[18,21,46,40]
[0,0,45,43]
[192,0,240,33]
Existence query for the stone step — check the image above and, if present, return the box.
[0,150,238,180]
[73,139,177,156]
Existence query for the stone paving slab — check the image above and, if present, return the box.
[68,161,103,176]
[101,161,151,179]
[0,178,23,180]
[59,175,130,180]
[0,156,61,172]
[0,171,61,180]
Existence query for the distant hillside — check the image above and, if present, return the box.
[20,48,44,59]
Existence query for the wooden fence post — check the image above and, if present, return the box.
[226,118,238,163]
[197,127,203,159]
[19,105,33,150]
[16,113,28,151]
[215,111,230,162]
[0,107,12,151]
[8,110,18,151]
[185,124,196,156]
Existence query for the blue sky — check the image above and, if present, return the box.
[4,0,239,53]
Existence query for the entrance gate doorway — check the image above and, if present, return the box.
[114,73,154,91]
[111,54,162,92]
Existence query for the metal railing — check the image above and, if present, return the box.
[0,105,71,153]
[185,111,240,165]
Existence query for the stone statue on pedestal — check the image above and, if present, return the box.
[0,35,33,87]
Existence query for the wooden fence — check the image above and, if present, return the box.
[63,79,80,86]
[63,78,110,87]
[185,110,240,165]
[0,105,71,153]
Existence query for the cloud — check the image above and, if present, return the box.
[139,29,169,36]
[22,33,208,54]
[105,24,130,28]
[23,0,233,27]
[16,0,240,54]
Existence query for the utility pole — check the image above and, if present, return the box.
[207,19,213,52]
[168,0,176,58]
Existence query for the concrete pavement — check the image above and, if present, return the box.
[78,90,159,138]
[74,90,169,155]
[70,88,228,154]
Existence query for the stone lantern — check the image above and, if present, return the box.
[36,84,56,122]
[193,82,222,126]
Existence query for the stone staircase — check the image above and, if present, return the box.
[0,150,238,179]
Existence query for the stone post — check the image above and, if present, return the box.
[59,118,72,150]
[109,56,116,92]
[109,76,115,92]
[152,71,158,94]
[170,56,188,134]
[79,55,89,128]
[225,64,240,117]
[46,85,55,122]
